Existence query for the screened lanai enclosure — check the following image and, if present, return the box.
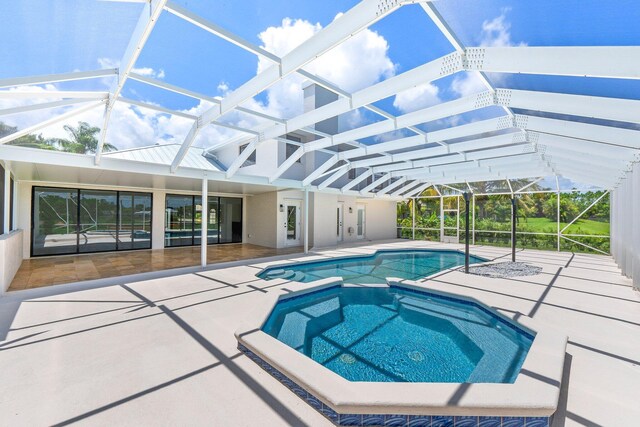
[397,179,611,254]
[0,0,639,290]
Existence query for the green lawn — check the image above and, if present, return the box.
[518,217,610,235]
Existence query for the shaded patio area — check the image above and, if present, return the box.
[9,244,302,291]
[0,240,637,426]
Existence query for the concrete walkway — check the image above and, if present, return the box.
[0,240,638,426]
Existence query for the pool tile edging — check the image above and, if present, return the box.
[237,343,549,427]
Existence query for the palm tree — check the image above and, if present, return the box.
[53,122,117,154]
[2,120,117,153]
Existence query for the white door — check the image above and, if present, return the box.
[336,203,344,242]
[356,204,365,239]
[284,200,302,246]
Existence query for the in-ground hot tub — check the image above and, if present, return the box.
[236,279,567,427]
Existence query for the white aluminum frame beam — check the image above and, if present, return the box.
[390,180,421,197]
[0,90,108,99]
[518,114,640,150]
[360,173,391,194]
[341,169,373,192]
[302,155,340,186]
[96,0,168,164]
[173,0,407,171]
[0,69,118,89]
[404,182,432,198]
[376,177,408,196]
[0,98,97,116]
[318,164,349,190]
[0,100,107,145]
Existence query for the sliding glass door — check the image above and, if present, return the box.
[165,195,194,247]
[32,187,79,256]
[79,190,118,253]
[118,192,152,250]
[219,197,242,243]
[32,187,152,257]
[165,194,242,246]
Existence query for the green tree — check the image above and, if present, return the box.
[2,121,116,154]
[52,121,117,154]
[1,122,57,150]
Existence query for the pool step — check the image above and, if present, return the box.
[276,297,342,350]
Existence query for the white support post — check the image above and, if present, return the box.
[201,177,208,267]
[3,164,9,234]
[440,195,444,242]
[556,182,561,252]
[304,188,309,254]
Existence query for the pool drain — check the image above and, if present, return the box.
[339,354,356,364]
[408,351,424,362]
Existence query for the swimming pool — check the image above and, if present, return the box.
[257,249,486,284]
[262,285,533,383]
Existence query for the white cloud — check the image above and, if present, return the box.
[450,72,487,97]
[0,84,242,150]
[479,10,524,48]
[250,16,396,119]
[3,16,397,152]
[393,82,441,114]
[451,10,525,98]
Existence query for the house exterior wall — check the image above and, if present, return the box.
[245,191,278,248]
[358,198,397,241]
[0,230,22,293]
[16,181,247,259]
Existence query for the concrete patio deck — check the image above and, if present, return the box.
[0,240,637,426]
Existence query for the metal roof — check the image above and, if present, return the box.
[103,144,222,172]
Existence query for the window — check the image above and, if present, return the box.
[239,143,256,167]
[31,187,152,256]
[348,169,356,180]
[165,194,242,247]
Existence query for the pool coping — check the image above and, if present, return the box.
[235,277,568,420]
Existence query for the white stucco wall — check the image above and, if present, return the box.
[0,230,23,293]
[357,199,397,241]
[245,192,278,248]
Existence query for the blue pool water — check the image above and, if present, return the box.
[262,286,534,383]
[258,249,485,284]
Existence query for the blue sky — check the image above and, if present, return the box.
[0,0,638,162]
